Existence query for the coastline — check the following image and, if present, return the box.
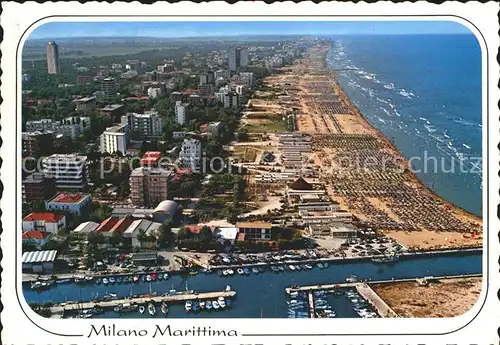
[290,43,482,249]
[324,43,482,221]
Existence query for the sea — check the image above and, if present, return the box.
[326,34,482,216]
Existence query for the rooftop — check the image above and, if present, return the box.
[48,193,90,204]
[23,212,65,223]
[22,231,52,240]
[101,104,124,111]
[236,221,273,229]
[130,167,172,177]
[74,96,96,103]
[23,172,50,183]
[22,250,58,263]
[73,221,99,234]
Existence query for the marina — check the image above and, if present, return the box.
[25,251,481,319]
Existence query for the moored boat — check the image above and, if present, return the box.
[212,300,220,310]
[148,303,156,315]
[237,268,244,275]
[206,301,213,310]
[161,302,168,315]
[185,300,193,312]
[252,267,260,274]
[139,305,145,314]
[243,268,250,275]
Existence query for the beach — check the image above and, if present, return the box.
[280,43,483,249]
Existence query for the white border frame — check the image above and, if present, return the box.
[1,2,499,345]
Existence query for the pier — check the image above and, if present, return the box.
[50,290,236,315]
[286,274,481,318]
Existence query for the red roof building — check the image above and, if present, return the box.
[22,212,67,234]
[141,151,162,167]
[22,231,52,240]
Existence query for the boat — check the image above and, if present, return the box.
[185,301,193,312]
[161,302,169,315]
[103,292,118,300]
[226,299,232,308]
[206,301,213,310]
[95,278,102,285]
[227,269,234,275]
[116,276,123,284]
[345,275,359,283]
[217,270,224,277]
[141,275,147,282]
[73,275,87,284]
[102,278,109,285]
[133,275,139,283]
[271,266,279,273]
[163,273,169,280]
[252,267,260,274]
[278,266,285,272]
[317,263,324,269]
[305,264,313,270]
[157,273,163,281]
[189,271,198,276]
[218,299,226,309]
[199,301,206,309]
[139,305,145,314]
[151,273,157,281]
[289,265,296,271]
[243,268,250,275]
[222,270,229,276]
[237,268,244,275]
[31,281,53,290]
[300,264,309,270]
[114,303,137,313]
[212,301,220,310]
[108,277,116,284]
[192,302,200,312]
[146,275,151,282]
[225,284,231,292]
[55,278,72,284]
[258,267,265,273]
[148,303,156,315]
[323,262,329,268]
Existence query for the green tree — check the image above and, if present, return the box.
[199,226,213,244]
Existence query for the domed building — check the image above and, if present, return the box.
[152,200,179,223]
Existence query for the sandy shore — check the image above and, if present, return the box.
[371,277,482,317]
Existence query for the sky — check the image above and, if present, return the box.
[28,21,472,39]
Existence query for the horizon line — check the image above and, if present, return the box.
[27,32,473,41]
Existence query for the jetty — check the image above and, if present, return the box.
[285,274,481,318]
[50,290,236,315]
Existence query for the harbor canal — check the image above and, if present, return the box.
[24,251,482,318]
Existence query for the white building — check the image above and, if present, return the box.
[42,154,89,190]
[179,139,201,171]
[175,101,187,125]
[235,85,247,95]
[147,87,162,99]
[22,213,67,234]
[223,92,239,109]
[26,117,90,139]
[100,123,129,154]
[121,110,163,138]
[58,116,91,139]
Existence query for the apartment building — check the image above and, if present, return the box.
[179,139,201,171]
[42,154,89,191]
[100,123,129,154]
[129,167,171,207]
[121,110,163,138]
